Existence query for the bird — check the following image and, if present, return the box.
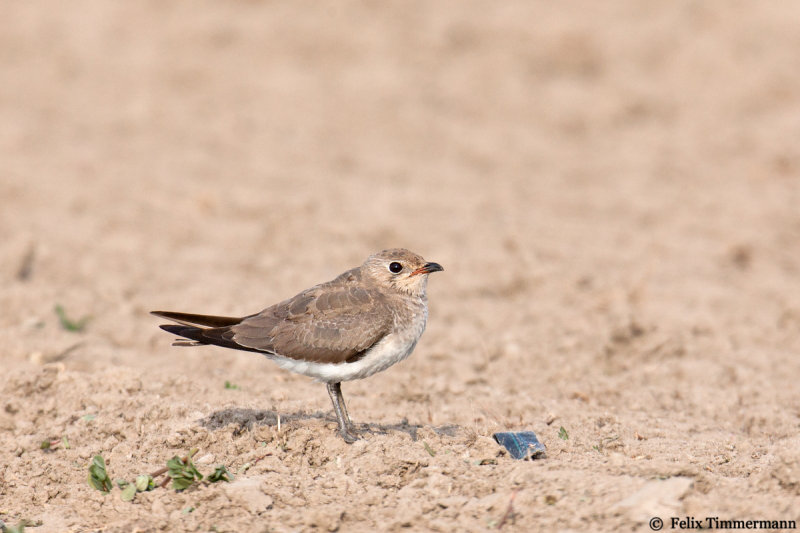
[152,248,443,443]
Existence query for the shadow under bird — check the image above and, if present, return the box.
[152,248,443,443]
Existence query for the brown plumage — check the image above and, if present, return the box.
[152,248,443,442]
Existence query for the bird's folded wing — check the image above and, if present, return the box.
[231,285,393,364]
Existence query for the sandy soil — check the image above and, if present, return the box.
[2,2,800,531]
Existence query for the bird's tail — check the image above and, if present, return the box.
[151,310,263,353]
[150,310,243,327]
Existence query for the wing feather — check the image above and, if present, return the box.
[232,283,393,363]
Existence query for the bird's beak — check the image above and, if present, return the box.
[410,262,444,276]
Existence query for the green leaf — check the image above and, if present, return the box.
[224,381,240,390]
[54,304,90,332]
[120,483,137,502]
[558,426,569,441]
[3,522,26,533]
[88,455,112,492]
[172,478,189,490]
[115,478,129,488]
[135,474,155,492]
[422,441,436,457]
[88,472,108,491]
[207,465,233,483]
[167,453,203,491]
[61,436,70,449]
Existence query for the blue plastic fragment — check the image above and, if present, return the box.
[493,431,546,460]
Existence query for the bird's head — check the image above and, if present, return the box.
[362,248,443,298]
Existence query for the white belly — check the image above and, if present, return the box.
[268,312,427,383]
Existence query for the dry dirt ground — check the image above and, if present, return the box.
[2,2,800,532]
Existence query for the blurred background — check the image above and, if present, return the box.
[1,1,800,528]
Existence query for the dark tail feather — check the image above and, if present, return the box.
[151,310,243,328]
[158,324,264,354]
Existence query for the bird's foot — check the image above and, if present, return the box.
[339,426,360,443]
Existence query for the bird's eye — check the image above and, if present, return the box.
[388,262,403,273]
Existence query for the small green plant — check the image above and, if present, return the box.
[135,474,155,492]
[422,441,436,457]
[167,449,203,490]
[116,474,156,502]
[88,455,112,492]
[40,436,69,451]
[207,465,233,483]
[224,381,240,390]
[120,483,137,502]
[558,426,569,440]
[87,449,233,503]
[2,521,29,533]
[54,304,90,332]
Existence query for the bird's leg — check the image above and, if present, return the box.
[327,382,359,443]
[334,382,353,428]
